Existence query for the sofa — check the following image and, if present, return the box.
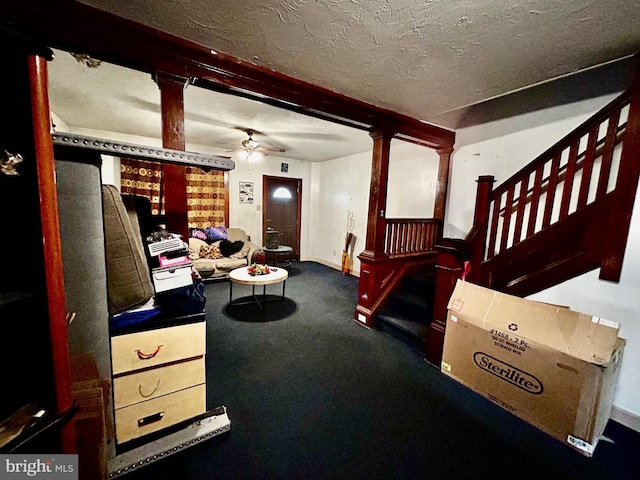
[188,227,265,280]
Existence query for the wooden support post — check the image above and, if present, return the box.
[156,73,189,240]
[361,129,393,258]
[29,54,76,452]
[433,147,453,221]
[355,128,393,327]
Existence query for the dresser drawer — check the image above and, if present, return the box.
[114,383,206,444]
[113,357,205,409]
[111,321,205,374]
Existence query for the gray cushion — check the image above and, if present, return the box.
[102,185,154,315]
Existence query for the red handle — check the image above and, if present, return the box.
[136,345,162,360]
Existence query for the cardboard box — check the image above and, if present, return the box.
[441,280,625,456]
[152,264,193,293]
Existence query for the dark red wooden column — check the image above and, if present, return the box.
[362,129,393,257]
[355,129,394,327]
[156,73,189,240]
[29,54,76,451]
[433,147,453,221]
[466,175,495,284]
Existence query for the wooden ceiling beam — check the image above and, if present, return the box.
[1,0,454,149]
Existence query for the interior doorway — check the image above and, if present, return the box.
[263,176,302,261]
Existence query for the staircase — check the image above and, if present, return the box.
[359,80,640,364]
[467,85,640,296]
[374,267,436,353]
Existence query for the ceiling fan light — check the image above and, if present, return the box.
[245,139,260,150]
[247,150,264,163]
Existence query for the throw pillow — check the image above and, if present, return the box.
[230,243,251,259]
[191,228,207,241]
[200,244,223,259]
[205,226,228,242]
[219,239,244,257]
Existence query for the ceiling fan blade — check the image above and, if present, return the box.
[259,147,286,153]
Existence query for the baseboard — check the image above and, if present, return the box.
[300,256,360,277]
[610,406,640,432]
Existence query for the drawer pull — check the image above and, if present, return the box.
[138,412,164,427]
[138,379,161,398]
[136,345,163,360]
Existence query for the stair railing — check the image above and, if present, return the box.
[384,218,442,255]
[478,90,631,262]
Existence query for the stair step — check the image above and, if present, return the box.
[376,311,431,339]
[375,310,430,353]
[387,290,433,321]
[402,271,437,296]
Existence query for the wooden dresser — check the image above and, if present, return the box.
[110,317,206,445]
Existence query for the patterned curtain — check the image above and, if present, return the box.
[186,167,226,228]
[120,158,164,215]
[120,158,226,227]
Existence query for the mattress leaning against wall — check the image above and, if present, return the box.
[55,154,115,475]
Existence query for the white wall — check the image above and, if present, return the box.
[386,140,439,218]
[226,154,312,249]
[447,93,640,422]
[307,151,371,273]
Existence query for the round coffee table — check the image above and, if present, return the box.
[228,266,289,312]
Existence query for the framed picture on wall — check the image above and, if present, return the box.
[239,181,254,204]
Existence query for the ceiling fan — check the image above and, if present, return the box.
[236,129,285,161]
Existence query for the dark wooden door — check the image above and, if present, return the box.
[263,176,301,261]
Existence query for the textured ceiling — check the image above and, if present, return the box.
[49,0,640,161]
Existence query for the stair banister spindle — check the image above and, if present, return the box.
[559,142,579,220]
[526,166,545,237]
[500,185,516,252]
[542,153,562,228]
[596,109,622,200]
[576,125,599,209]
[513,176,529,246]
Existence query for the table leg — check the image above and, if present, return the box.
[263,285,267,311]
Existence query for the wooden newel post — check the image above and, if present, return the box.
[466,175,495,284]
[425,244,465,366]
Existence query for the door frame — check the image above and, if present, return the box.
[262,175,302,261]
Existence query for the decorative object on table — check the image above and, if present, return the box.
[239,181,254,203]
[265,230,279,249]
[342,210,355,275]
[247,264,271,276]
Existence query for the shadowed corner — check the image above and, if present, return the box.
[224,296,298,322]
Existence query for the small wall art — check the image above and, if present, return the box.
[239,181,254,203]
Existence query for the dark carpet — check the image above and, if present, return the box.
[123,261,640,479]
